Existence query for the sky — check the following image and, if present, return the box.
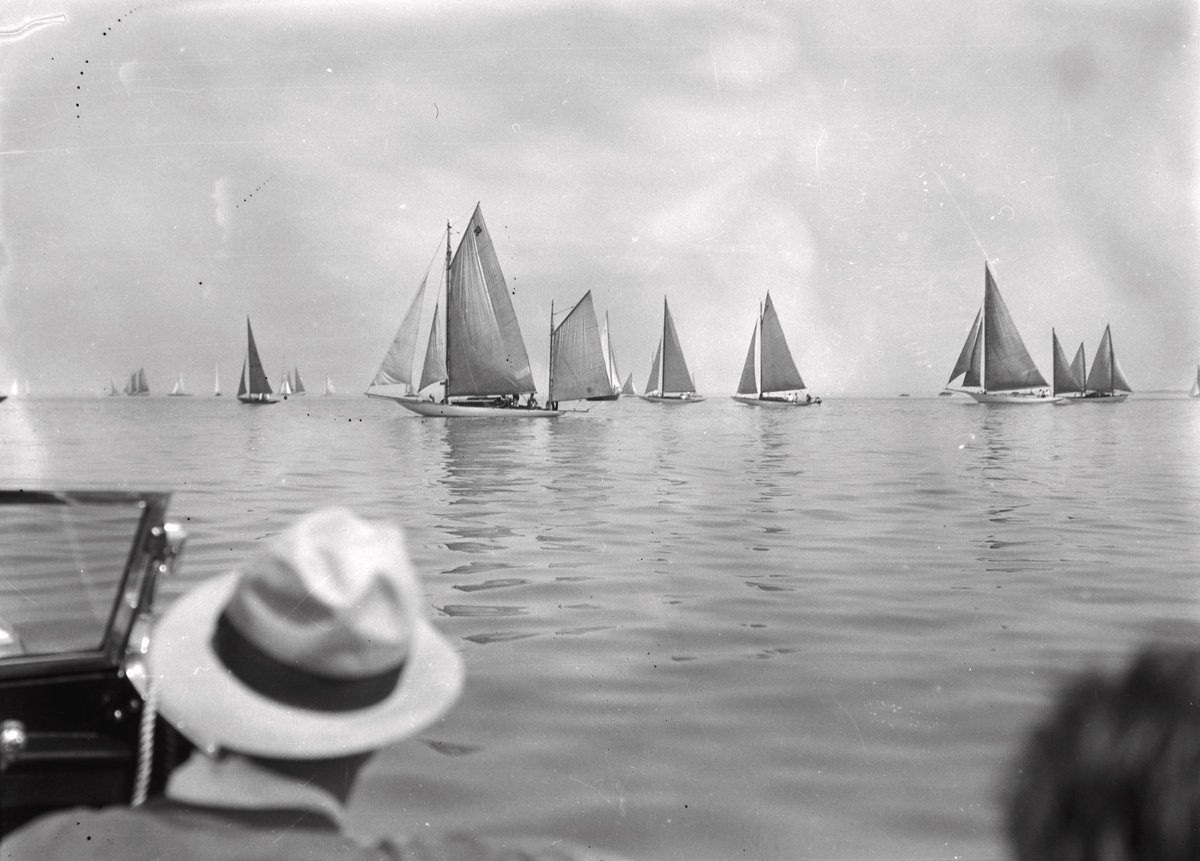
[1,0,1196,396]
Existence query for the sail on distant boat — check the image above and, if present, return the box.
[323,375,336,395]
[548,291,611,408]
[639,298,703,403]
[945,264,1058,404]
[587,312,622,401]
[289,367,306,395]
[365,204,559,417]
[278,367,294,398]
[108,377,121,397]
[237,318,277,405]
[124,368,150,396]
[168,373,193,397]
[1072,324,1131,403]
[621,373,635,396]
[1190,365,1200,398]
[214,365,222,396]
[731,292,820,407]
[1051,329,1084,399]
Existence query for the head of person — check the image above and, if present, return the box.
[149,507,464,775]
[1002,645,1200,861]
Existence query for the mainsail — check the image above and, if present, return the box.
[600,312,621,394]
[660,298,696,394]
[549,291,610,403]
[446,206,536,397]
[644,340,662,396]
[1190,365,1200,398]
[1084,325,1132,395]
[291,367,306,395]
[948,264,1048,392]
[620,373,635,395]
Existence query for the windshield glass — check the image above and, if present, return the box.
[0,498,147,657]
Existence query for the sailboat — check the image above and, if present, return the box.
[365,204,559,418]
[620,373,635,396]
[277,368,294,399]
[586,312,622,401]
[944,263,1058,404]
[1051,329,1085,400]
[1190,366,1200,398]
[639,298,703,403]
[214,365,222,397]
[731,292,820,407]
[237,317,277,405]
[291,367,306,395]
[1071,324,1131,403]
[108,377,121,397]
[323,375,336,396]
[124,368,150,396]
[547,291,611,409]
[168,373,193,397]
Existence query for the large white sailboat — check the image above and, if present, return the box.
[731,292,820,407]
[945,264,1058,404]
[365,204,559,418]
[639,298,704,404]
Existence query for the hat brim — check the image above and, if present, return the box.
[148,573,465,758]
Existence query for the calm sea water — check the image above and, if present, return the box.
[3,393,1198,860]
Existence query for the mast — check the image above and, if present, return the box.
[444,220,452,401]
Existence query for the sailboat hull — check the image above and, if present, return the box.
[585,393,620,402]
[965,391,1061,405]
[368,392,560,418]
[1058,392,1129,404]
[731,394,819,408]
[638,393,704,404]
[237,394,278,405]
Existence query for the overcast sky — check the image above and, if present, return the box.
[1,0,1196,396]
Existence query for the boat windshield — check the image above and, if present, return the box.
[0,492,165,659]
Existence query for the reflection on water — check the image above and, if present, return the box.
[2,396,1198,859]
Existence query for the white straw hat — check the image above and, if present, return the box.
[149,508,464,757]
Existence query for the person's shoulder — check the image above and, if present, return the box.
[1,806,141,861]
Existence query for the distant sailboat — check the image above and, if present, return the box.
[731,292,820,407]
[1190,366,1200,398]
[944,264,1058,404]
[8,382,17,398]
[124,368,150,396]
[586,312,622,401]
[1051,329,1084,400]
[290,367,306,395]
[1071,325,1131,403]
[365,204,559,417]
[323,375,336,396]
[639,298,703,403]
[547,291,611,409]
[108,377,121,397]
[278,367,294,398]
[237,318,277,405]
[168,373,193,397]
[214,365,222,396]
[621,373,635,396]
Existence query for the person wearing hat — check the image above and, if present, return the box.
[1,508,596,861]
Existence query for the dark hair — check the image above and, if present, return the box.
[1002,646,1200,861]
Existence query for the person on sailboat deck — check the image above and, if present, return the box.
[1,508,615,861]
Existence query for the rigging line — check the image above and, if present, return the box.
[930,167,989,262]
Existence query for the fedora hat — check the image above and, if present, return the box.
[149,508,464,757]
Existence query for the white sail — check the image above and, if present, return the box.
[1084,325,1132,395]
[549,291,610,403]
[214,365,222,396]
[323,375,336,396]
[446,205,536,396]
[1190,365,1200,398]
[600,312,621,393]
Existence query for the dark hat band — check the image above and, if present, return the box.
[212,612,405,713]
